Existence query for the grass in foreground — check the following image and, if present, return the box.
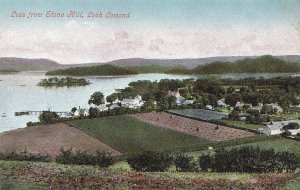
[0,160,297,190]
[70,115,208,154]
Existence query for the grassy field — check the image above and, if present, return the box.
[70,115,208,154]
[188,137,300,159]
[0,160,297,190]
[220,119,262,130]
[232,138,300,156]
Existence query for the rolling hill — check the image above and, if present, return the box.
[1,55,299,72]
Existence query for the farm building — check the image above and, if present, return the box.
[263,120,300,136]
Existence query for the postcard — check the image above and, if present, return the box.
[0,0,299,189]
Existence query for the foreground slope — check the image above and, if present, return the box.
[0,123,121,157]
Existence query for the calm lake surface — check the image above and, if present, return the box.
[0,72,299,132]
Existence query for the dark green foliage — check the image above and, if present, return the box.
[174,153,196,172]
[193,55,300,74]
[228,110,240,121]
[88,91,104,106]
[46,64,137,76]
[0,152,50,162]
[282,122,300,130]
[56,149,114,167]
[38,77,90,87]
[38,111,59,123]
[199,146,300,173]
[127,151,173,172]
[225,94,242,107]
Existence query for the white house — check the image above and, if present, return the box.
[235,101,244,108]
[121,95,144,109]
[112,98,121,104]
[263,120,300,136]
[182,99,195,105]
[217,98,228,107]
[205,105,213,110]
[110,103,120,110]
[168,89,185,105]
[265,103,283,113]
[97,104,109,112]
[74,108,89,117]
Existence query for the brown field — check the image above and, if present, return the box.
[131,112,255,141]
[0,123,121,157]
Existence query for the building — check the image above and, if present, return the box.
[205,105,213,110]
[110,103,120,110]
[182,99,195,105]
[168,89,185,105]
[265,103,283,113]
[263,120,300,136]
[217,98,228,107]
[121,95,144,109]
[74,108,89,117]
[97,104,109,112]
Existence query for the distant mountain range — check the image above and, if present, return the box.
[0,55,300,71]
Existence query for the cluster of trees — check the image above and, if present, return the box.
[38,77,90,87]
[199,146,300,173]
[127,147,300,173]
[46,64,137,76]
[85,76,299,119]
[38,111,59,123]
[56,149,114,168]
[193,55,300,74]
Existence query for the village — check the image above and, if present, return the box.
[66,77,300,139]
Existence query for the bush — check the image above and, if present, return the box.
[0,151,50,162]
[228,110,240,121]
[282,122,300,130]
[127,151,173,172]
[198,146,300,173]
[39,111,59,123]
[174,153,196,172]
[56,149,114,167]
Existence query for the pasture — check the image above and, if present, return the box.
[70,115,208,154]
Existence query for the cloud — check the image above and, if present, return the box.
[0,20,299,64]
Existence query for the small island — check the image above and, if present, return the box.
[38,77,91,87]
[0,69,20,73]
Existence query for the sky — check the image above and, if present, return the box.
[0,0,299,64]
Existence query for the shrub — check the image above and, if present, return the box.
[0,151,50,162]
[282,122,300,130]
[228,110,240,121]
[38,111,59,123]
[127,151,173,172]
[56,149,114,167]
[174,153,196,172]
[198,146,300,173]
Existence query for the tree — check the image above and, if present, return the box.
[228,110,240,121]
[39,111,59,123]
[127,151,173,172]
[88,91,104,106]
[106,93,119,104]
[174,153,196,172]
[225,94,242,107]
[71,107,77,113]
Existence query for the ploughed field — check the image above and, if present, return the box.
[0,123,121,157]
[131,112,255,141]
[69,115,208,154]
